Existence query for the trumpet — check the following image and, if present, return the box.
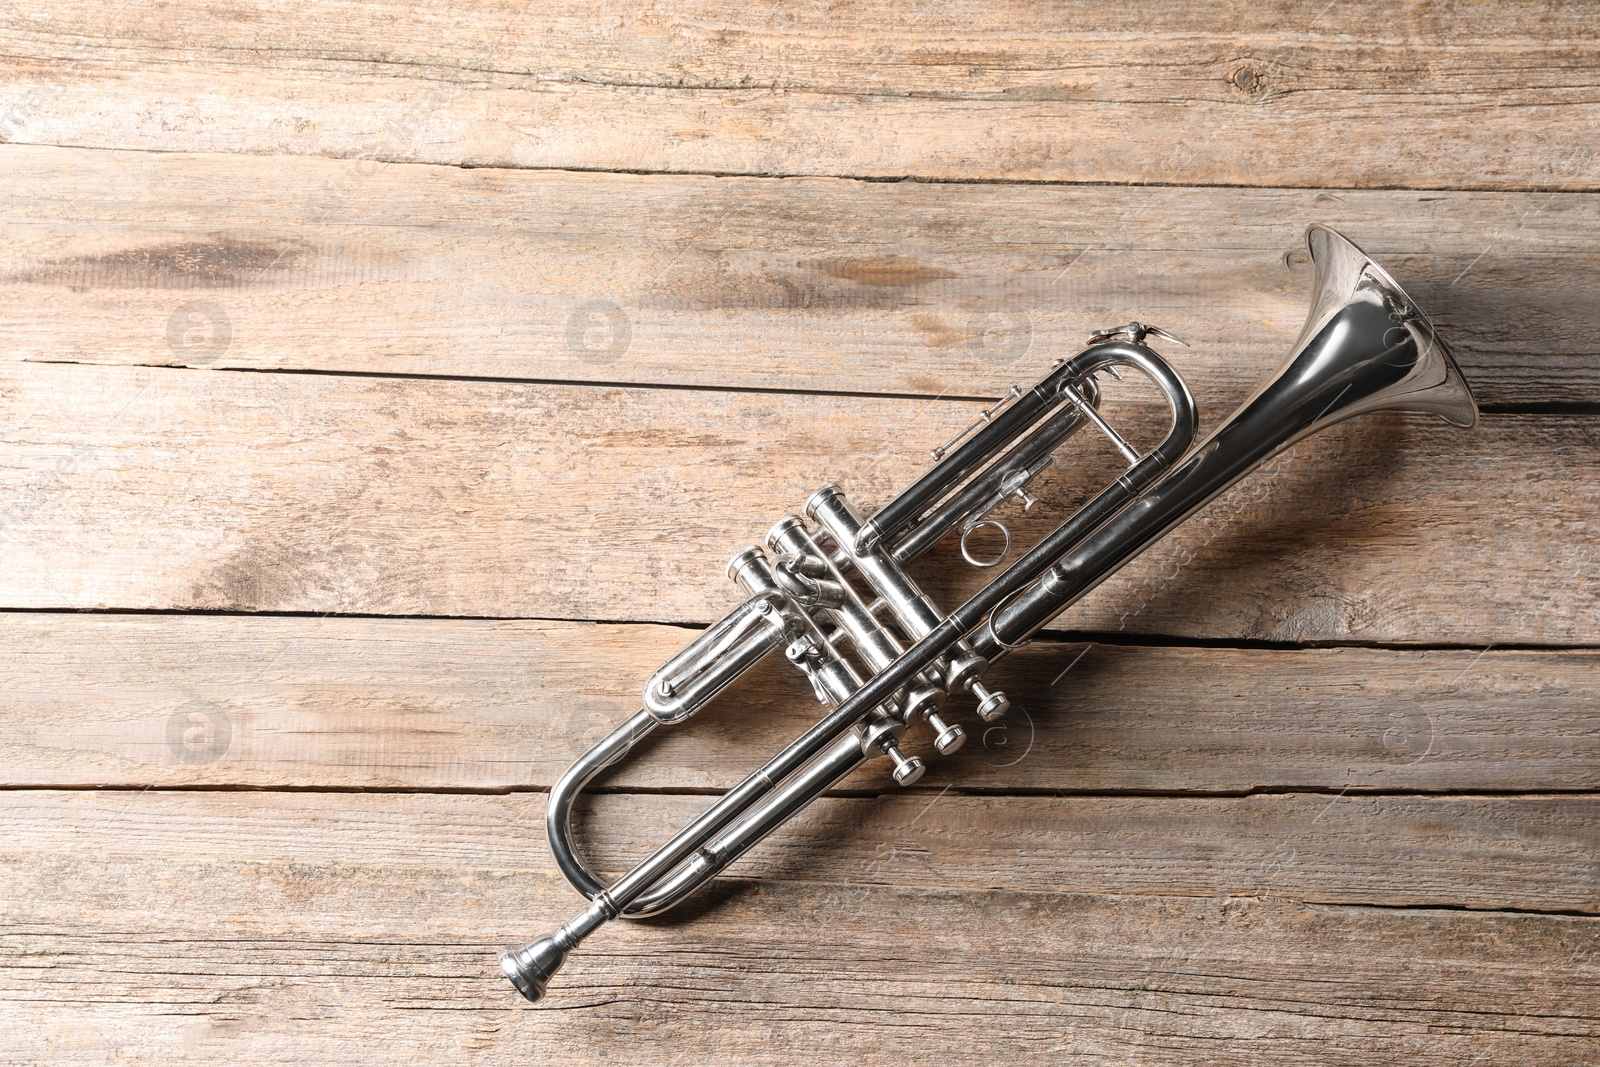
[502,224,1477,1002]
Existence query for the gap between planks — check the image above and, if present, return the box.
[6,787,1599,916]
[0,358,1592,642]
[3,614,1596,793]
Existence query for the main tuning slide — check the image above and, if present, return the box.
[501,225,1478,1003]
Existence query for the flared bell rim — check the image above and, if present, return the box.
[1303,224,1479,428]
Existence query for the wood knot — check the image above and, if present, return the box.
[1227,61,1270,98]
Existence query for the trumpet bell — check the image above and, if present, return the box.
[1294,224,1477,430]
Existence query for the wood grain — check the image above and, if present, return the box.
[7,787,1598,915]
[0,359,1593,641]
[1,2,1598,189]
[3,144,1598,405]
[2,4,1597,1057]
[4,614,1597,794]
[3,789,1596,1066]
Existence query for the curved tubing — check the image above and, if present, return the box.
[503,343,1197,1002]
[539,342,1195,920]
[504,227,1477,1004]
[543,709,654,906]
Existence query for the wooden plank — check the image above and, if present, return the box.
[6,787,1597,915]
[3,144,1597,406]
[4,614,1597,794]
[1,2,1598,190]
[576,792,1600,915]
[0,790,1593,915]
[0,360,1592,641]
[3,790,1596,1065]
[3,7,1593,1064]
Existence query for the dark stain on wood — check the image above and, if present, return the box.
[910,312,971,349]
[805,256,958,287]
[7,236,298,290]
[646,255,964,311]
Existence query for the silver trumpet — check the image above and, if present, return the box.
[502,225,1477,1002]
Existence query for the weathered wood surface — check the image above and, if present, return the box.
[2,2,1599,189]
[3,790,1597,1066]
[0,359,1594,641]
[3,145,1598,405]
[3,1,1599,1060]
[4,614,1598,794]
[10,788,1597,916]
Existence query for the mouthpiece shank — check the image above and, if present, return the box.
[501,900,612,1003]
[500,937,566,1003]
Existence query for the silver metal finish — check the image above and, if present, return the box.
[502,225,1478,1003]
[1087,321,1189,348]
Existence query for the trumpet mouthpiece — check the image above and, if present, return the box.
[500,935,569,1003]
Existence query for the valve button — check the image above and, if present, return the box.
[972,682,1010,723]
[925,711,966,755]
[886,744,925,786]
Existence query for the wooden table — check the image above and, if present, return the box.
[2,3,1597,1063]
